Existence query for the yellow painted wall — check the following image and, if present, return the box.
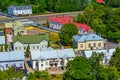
[77,40,105,51]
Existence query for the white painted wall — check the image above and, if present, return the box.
[0,61,24,71]
[14,40,48,51]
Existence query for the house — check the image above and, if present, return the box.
[48,16,91,34]
[83,48,115,65]
[0,36,5,51]
[73,33,105,51]
[8,6,32,16]
[30,48,75,71]
[73,22,91,34]
[4,22,26,35]
[13,35,49,51]
[49,16,73,30]
[0,51,25,71]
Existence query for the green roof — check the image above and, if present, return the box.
[13,35,49,44]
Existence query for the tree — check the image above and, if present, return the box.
[0,67,24,80]
[63,56,95,80]
[110,47,120,71]
[77,14,87,24]
[0,45,3,52]
[59,23,78,46]
[38,0,47,13]
[27,70,49,80]
[25,45,30,57]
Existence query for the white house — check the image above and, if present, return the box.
[0,51,25,71]
[83,48,116,65]
[12,35,49,51]
[8,6,32,16]
[30,48,75,71]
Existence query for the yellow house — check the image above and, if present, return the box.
[4,22,26,36]
[73,33,105,51]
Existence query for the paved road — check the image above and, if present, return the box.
[0,11,83,24]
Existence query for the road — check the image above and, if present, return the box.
[0,11,83,24]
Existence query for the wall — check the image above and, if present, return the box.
[14,40,48,51]
[0,60,24,71]
[77,40,105,51]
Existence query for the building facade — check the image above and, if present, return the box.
[30,48,75,71]
[13,35,49,51]
[73,33,105,51]
[8,6,32,16]
[0,51,25,71]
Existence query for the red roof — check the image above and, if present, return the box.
[73,22,91,32]
[96,0,104,3]
[49,16,73,25]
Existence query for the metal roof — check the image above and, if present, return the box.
[0,51,25,62]
[0,36,5,45]
[31,48,75,60]
[73,33,104,42]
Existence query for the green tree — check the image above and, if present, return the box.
[38,0,47,13]
[0,67,24,80]
[77,14,87,24]
[59,23,78,46]
[110,47,120,71]
[25,45,30,57]
[0,45,3,52]
[63,56,95,80]
[27,70,49,80]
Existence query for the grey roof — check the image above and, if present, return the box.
[0,36,5,45]
[84,48,116,59]
[31,48,75,60]
[73,33,104,42]
[9,5,32,10]
[0,51,25,62]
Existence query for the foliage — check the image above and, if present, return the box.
[110,47,120,71]
[27,70,49,80]
[25,45,30,57]
[59,23,78,46]
[0,0,90,13]
[63,56,95,80]
[81,3,120,42]
[0,45,3,52]
[0,67,24,80]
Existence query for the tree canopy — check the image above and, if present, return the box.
[59,23,78,46]
[63,56,95,80]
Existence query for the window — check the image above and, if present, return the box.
[41,64,43,67]
[13,64,16,67]
[94,43,96,47]
[19,47,21,50]
[37,46,39,49]
[98,43,101,47]
[20,63,22,66]
[46,62,48,66]
[24,46,26,50]
[80,44,83,48]
[33,46,35,49]
[15,47,17,50]
[88,43,91,48]
[6,64,8,68]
